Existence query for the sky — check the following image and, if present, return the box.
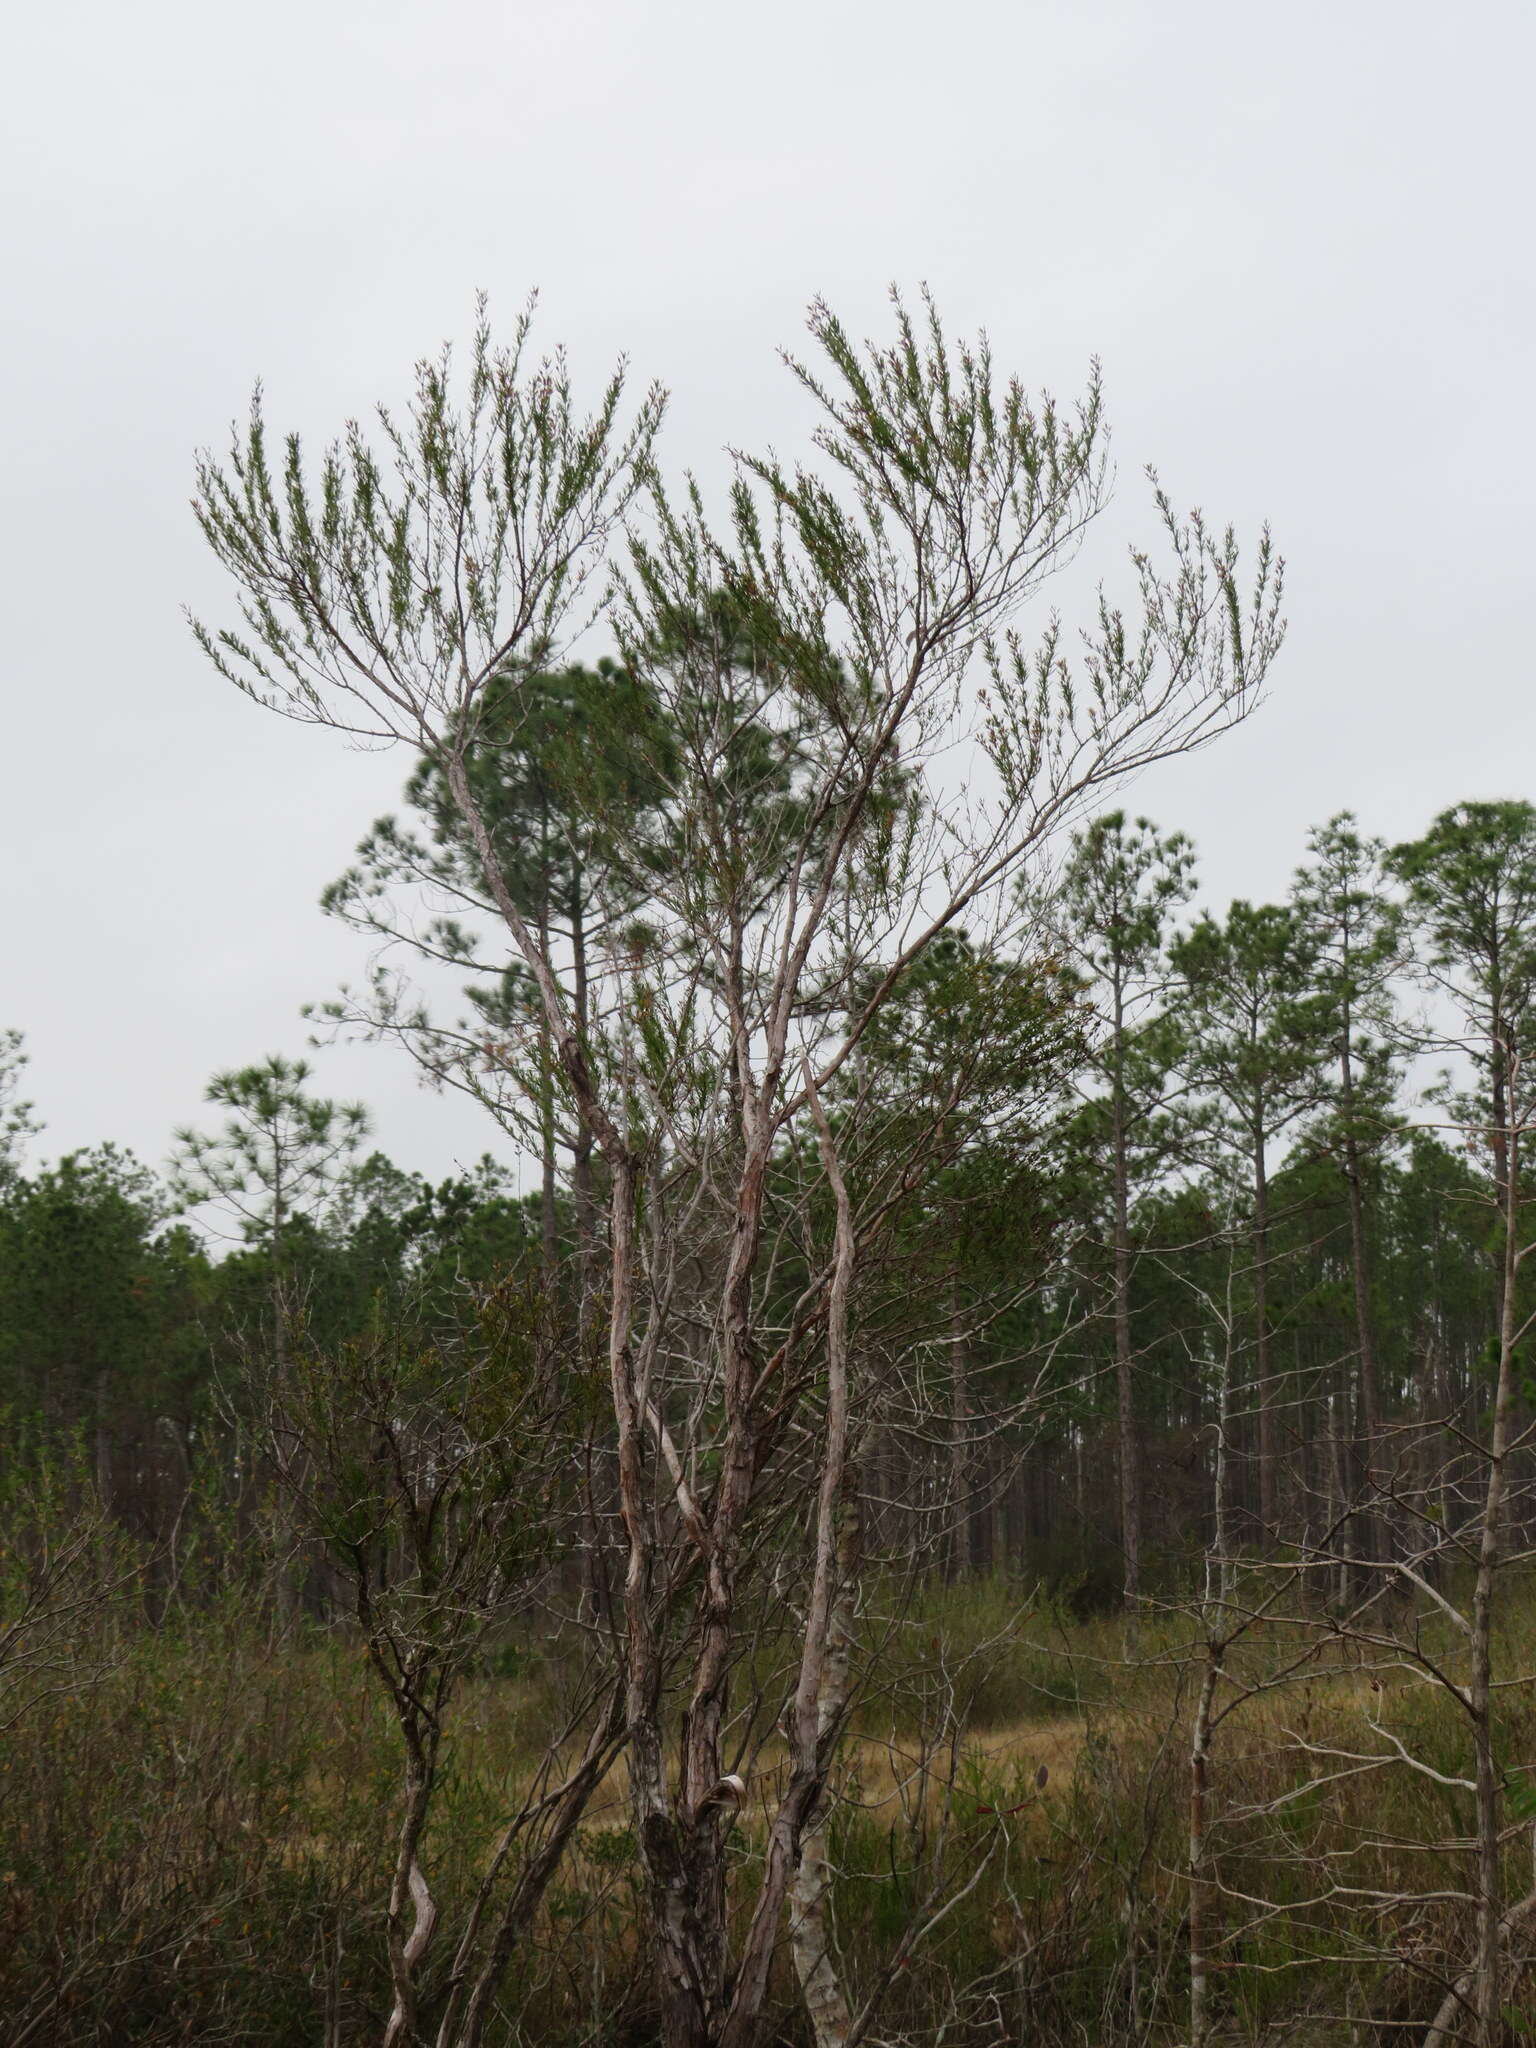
[4,0,1533,1189]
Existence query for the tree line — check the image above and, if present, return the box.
[4,795,1528,1625]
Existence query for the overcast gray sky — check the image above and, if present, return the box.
[4,0,1532,1187]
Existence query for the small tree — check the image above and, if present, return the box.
[169,1055,371,1353]
[252,1299,619,2048]
[191,289,1283,2048]
[170,1056,370,1615]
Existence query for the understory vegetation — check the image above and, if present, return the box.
[5,1487,1536,2045]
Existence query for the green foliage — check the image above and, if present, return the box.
[403,657,675,925]
[0,1027,42,1187]
[1171,898,1326,1157]
[1390,800,1536,1207]
[169,1054,371,1251]
[1060,810,1197,996]
[1389,799,1536,1016]
[0,1144,211,1430]
[189,299,665,736]
[855,931,1086,1262]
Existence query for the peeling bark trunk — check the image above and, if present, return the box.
[727,1070,860,2048]
[382,1763,438,2048]
[604,1156,714,2048]
[788,1476,861,2048]
[787,1079,861,2048]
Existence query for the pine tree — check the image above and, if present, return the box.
[1172,902,1323,1540]
[1058,812,1196,1611]
[169,1056,370,1365]
[321,660,670,1303]
[1291,813,1404,1558]
[1389,800,1536,1207]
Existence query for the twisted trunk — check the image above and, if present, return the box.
[382,1750,438,2048]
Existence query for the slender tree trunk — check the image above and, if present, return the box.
[1252,1121,1277,1540]
[788,1472,861,2048]
[1339,1028,1386,1566]
[946,1285,970,1585]
[1211,1260,1238,1610]
[1423,1879,1536,2048]
[757,1078,861,2048]
[655,1141,774,2047]
[1463,1109,1521,2047]
[1326,1389,1352,1608]
[1489,982,1509,1209]
[1003,1459,1026,1574]
[971,1441,995,1574]
[441,1687,626,2048]
[629,1069,779,2048]
[537,882,560,1281]
[527,805,560,1281]
[571,873,598,1347]
[92,1369,113,1518]
[383,1744,439,2048]
[269,1185,304,1625]
[1111,1011,1142,1620]
[1211,1396,1231,1608]
[1416,1333,1450,1586]
[609,1156,720,2048]
[1188,1643,1223,2048]
[1079,1421,1093,1531]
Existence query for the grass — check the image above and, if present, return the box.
[4,1560,1536,2043]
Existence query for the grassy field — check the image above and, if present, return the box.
[4,1571,1534,2044]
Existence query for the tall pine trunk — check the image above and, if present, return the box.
[1338,1023,1385,1566]
[1111,1010,1141,1617]
[946,1286,971,1584]
[1251,1118,1277,1540]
